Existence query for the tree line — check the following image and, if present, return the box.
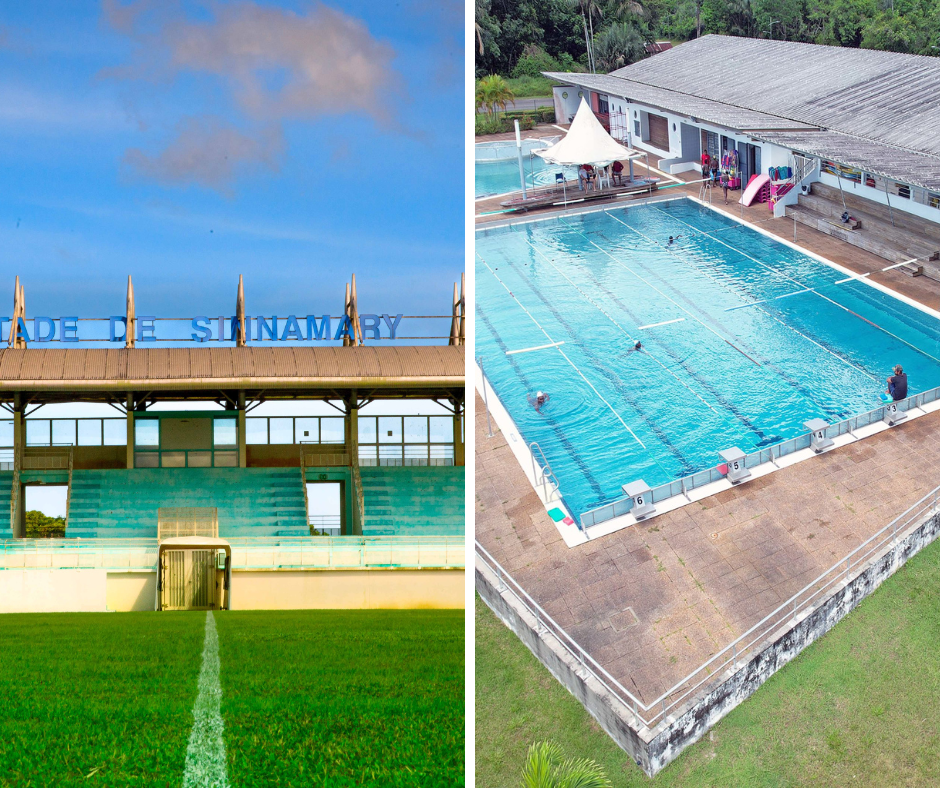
[476,0,940,78]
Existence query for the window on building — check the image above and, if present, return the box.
[896,182,911,199]
[598,95,609,114]
[135,419,159,447]
[929,193,940,209]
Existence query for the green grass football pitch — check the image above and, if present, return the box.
[0,609,464,787]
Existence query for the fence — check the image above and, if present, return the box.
[579,386,940,530]
[0,535,465,571]
[478,483,940,730]
[475,138,560,162]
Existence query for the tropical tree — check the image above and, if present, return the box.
[475,74,516,117]
[521,741,612,788]
[594,22,648,70]
[568,0,605,72]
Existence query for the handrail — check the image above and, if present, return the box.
[65,447,74,530]
[299,445,309,534]
[478,482,940,730]
[529,441,562,503]
[581,385,940,530]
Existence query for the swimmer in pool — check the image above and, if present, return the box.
[667,235,681,245]
[626,341,642,353]
[528,390,550,413]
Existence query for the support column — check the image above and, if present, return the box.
[126,393,135,469]
[12,392,24,538]
[237,391,247,468]
[452,397,465,467]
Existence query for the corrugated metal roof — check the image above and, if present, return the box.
[543,72,816,132]
[751,130,940,191]
[609,35,940,157]
[0,346,464,391]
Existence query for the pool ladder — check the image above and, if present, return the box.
[529,442,562,504]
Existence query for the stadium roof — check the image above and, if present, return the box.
[0,346,464,401]
[547,35,940,188]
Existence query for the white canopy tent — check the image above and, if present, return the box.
[536,98,645,168]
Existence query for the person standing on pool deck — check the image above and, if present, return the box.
[887,365,908,401]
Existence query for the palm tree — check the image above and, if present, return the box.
[568,0,604,73]
[475,74,515,117]
[521,741,612,788]
[594,22,647,71]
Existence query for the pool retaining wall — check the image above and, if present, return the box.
[477,505,940,776]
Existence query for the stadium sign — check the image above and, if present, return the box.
[0,314,404,344]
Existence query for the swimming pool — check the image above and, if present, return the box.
[475,138,577,199]
[476,198,940,521]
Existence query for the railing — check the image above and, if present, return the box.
[247,416,345,446]
[479,484,940,729]
[351,463,366,536]
[301,447,350,467]
[529,442,562,504]
[580,385,940,530]
[357,415,456,467]
[22,447,72,470]
[133,448,238,469]
[65,448,74,529]
[308,515,341,537]
[0,535,465,571]
[475,138,560,162]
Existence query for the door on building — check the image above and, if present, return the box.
[646,113,669,151]
[739,143,762,184]
[158,540,231,610]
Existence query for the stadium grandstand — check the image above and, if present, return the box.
[0,275,465,612]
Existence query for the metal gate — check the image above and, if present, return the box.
[160,548,219,610]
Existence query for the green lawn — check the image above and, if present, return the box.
[217,610,465,787]
[0,612,205,787]
[477,536,940,788]
[0,609,464,787]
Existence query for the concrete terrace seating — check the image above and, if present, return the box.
[65,467,307,539]
[360,466,464,537]
[787,182,940,277]
[0,473,12,539]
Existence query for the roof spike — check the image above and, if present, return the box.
[9,277,26,349]
[350,273,362,346]
[236,274,246,347]
[343,282,352,347]
[125,275,136,349]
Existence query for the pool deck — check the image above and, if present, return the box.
[476,390,940,705]
[475,163,940,706]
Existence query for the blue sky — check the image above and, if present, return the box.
[0,0,464,343]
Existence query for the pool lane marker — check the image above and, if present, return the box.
[506,341,565,355]
[183,611,230,788]
[638,318,685,330]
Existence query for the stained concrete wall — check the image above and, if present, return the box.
[477,507,940,776]
[0,569,107,612]
[106,572,157,612]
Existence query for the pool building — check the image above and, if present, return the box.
[547,35,940,278]
[1,276,465,613]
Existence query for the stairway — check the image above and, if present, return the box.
[64,468,307,539]
[0,473,13,539]
[359,466,464,537]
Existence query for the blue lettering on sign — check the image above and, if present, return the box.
[0,313,409,343]
[307,315,330,340]
[191,316,212,342]
[137,317,156,342]
[256,316,277,341]
[280,315,303,341]
[109,317,127,342]
[60,317,79,342]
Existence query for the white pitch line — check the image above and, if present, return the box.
[637,318,685,330]
[505,341,565,355]
[183,611,230,788]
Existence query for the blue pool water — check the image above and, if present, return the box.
[476,198,940,520]
[475,156,578,199]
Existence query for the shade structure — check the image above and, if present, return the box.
[536,97,643,168]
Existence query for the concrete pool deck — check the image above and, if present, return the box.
[476,386,940,707]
